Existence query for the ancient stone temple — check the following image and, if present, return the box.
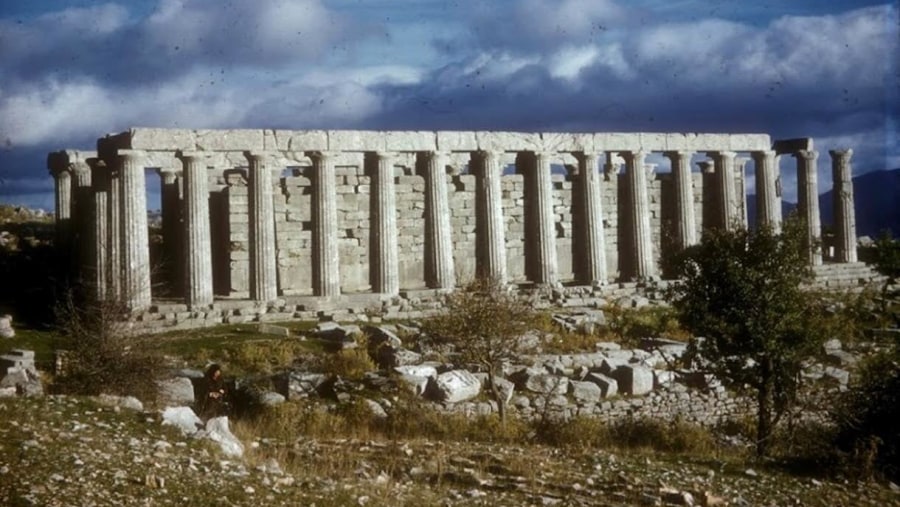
[47,129,860,329]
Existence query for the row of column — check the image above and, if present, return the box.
[51,146,858,311]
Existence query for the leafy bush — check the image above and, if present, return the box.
[52,295,163,402]
[831,349,900,481]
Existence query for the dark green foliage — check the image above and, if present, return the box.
[668,220,820,457]
[832,349,900,481]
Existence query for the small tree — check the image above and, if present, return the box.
[668,219,820,457]
[421,278,539,423]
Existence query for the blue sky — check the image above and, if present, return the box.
[0,0,897,209]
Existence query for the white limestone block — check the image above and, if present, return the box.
[598,132,641,151]
[130,128,196,150]
[692,133,730,151]
[142,152,180,169]
[386,131,437,151]
[195,129,264,151]
[328,130,386,151]
[437,131,478,151]
[552,132,594,152]
[431,369,482,403]
[476,131,540,151]
[161,406,203,435]
[665,133,689,151]
[729,134,771,151]
[205,416,244,457]
[639,133,667,151]
[269,130,328,151]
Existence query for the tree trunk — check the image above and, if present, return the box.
[756,359,774,457]
[488,370,506,424]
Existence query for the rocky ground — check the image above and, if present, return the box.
[2,395,898,507]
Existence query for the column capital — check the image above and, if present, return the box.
[619,150,646,162]
[117,149,147,160]
[244,150,278,163]
[706,150,736,161]
[794,149,818,161]
[663,150,693,161]
[751,150,776,162]
[698,160,715,174]
[305,150,339,162]
[68,160,92,176]
[176,150,210,160]
[829,148,853,158]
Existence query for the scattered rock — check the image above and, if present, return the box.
[429,370,481,403]
[0,314,14,338]
[204,416,244,457]
[612,365,654,396]
[157,377,195,406]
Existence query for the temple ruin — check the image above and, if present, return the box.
[47,129,861,329]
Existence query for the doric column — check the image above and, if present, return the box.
[520,151,558,286]
[88,158,109,300]
[245,151,278,301]
[158,168,182,296]
[70,161,93,279]
[178,152,214,307]
[419,150,455,289]
[574,152,608,284]
[621,150,656,280]
[118,149,151,310]
[830,149,857,263]
[308,151,341,297]
[735,158,749,229]
[795,150,823,266]
[50,163,72,249]
[751,150,781,233]
[708,151,738,231]
[472,150,507,284]
[106,158,122,300]
[368,151,399,295]
[663,150,697,250]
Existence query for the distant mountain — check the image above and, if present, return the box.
[747,169,900,238]
[820,168,900,238]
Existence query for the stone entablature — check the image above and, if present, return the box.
[48,129,858,316]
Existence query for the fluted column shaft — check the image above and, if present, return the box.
[575,152,608,284]
[107,161,122,300]
[52,169,72,250]
[71,162,93,278]
[664,151,697,250]
[736,158,749,229]
[88,159,109,300]
[179,152,213,307]
[246,152,278,301]
[795,150,823,266]
[709,151,738,231]
[473,150,507,284]
[830,149,857,263]
[622,150,656,280]
[368,151,399,295]
[751,150,781,233]
[118,150,151,310]
[523,151,558,285]
[420,151,455,289]
[308,151,341,297]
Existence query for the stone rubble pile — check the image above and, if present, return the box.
[0,349,42,397]
[0,314,14,338]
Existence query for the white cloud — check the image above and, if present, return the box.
[549,45,600,81]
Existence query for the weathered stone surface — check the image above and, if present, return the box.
[157,377,195,406]
[612,365,654,396]
[430,369,482,403]
[570,380,603,403]
[0,315,14,338]
[204,416,244,457]
[522,373,569,396]
[585,372,618,397]
[95,394,144,411]
[399,374,431,396]
[287,372,328,398]
[395,365,437,378]
[161,406,203,435]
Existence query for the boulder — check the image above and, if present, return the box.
[653,370,676,388]
[823,338,842,352]
[430,370,482,403]
[365,325,403,349]
[0,314,14,338]
[394,365,437,378]
[523,373,569,396]
[287,372,328,398]
[570,380,603,403]
[398,374,431,396]
[612,365,654,396]
[258,392,285,406]
[823,366,850,388]
[204,416,244,457]
[585,372,618,397]
[364,399,388,419]
[157,377,195,406]
[161,406,203,435]
[0,366,42,397]
[487,376,515,405]
[825,350,858,368]
[375,346,422,368]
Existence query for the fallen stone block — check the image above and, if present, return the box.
[394,365,437,378]
[430,369,481,403]
[204,416,244,457]
[257,323,290,337]
[585,372,618,397]
[287,371,328,398]
[399,374,431,396]
[570,380,603,403]
[161,406,203,435]
[612,365,654,396]
[157,377,195,406]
